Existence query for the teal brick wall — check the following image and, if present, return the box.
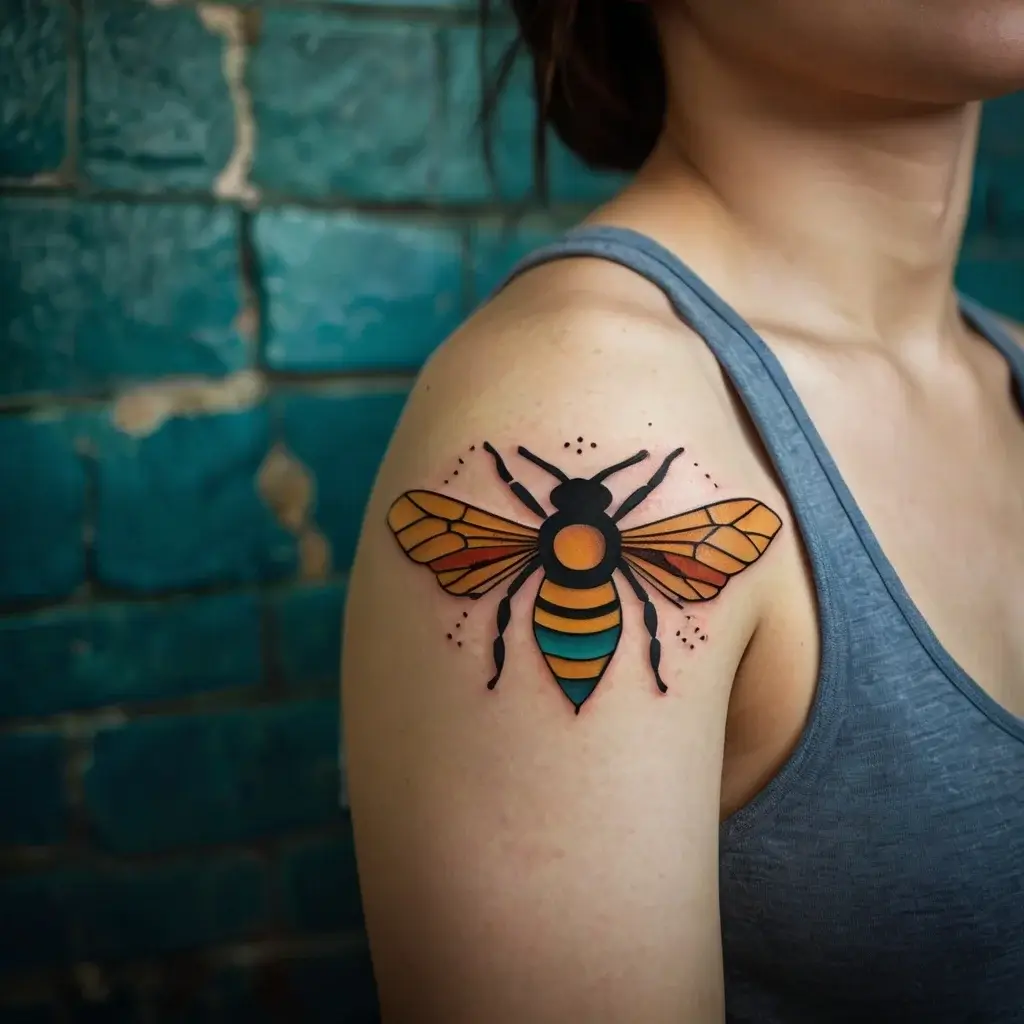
[0,0,1021,1019]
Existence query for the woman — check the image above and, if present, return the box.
[343,2,1024,1021]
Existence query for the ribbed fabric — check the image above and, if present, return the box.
[500,227,1024,1023]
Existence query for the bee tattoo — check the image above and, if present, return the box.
[387,444,781,714]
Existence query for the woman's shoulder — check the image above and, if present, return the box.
[418,249,732,432]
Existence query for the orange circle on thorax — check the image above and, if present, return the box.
[552,524,606,571]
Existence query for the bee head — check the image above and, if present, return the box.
[549,478,613,513]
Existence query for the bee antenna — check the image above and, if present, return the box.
[516,446,569,482]
[591,450,649,483]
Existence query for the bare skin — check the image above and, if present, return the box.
[344,2,1024,1020]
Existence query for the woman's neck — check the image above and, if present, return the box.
[634,23,981,349]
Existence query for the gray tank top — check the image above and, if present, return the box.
[503,226,1024,1023]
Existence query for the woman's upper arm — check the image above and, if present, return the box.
[342,310,782,1024]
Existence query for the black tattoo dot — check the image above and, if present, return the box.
[647,422,652,427]
[705,473,711,479]
[690,644,696,650]
[700,635,707,641]
[455,622,461,629]
[457,641,462,648]
[676,630,681,636]
[443,479,449,484]
[564,441,570,448]
[694,627,700,633]
[453,470,459,476]
[462,611,468,618]
[446,633,452,640]
[577,436,583,443]
[693,462,699,467]
[590,442,597,448]
[577,448,583,454]
[469,445,476,451]
[714,483,719,489]
[458,458,464,464]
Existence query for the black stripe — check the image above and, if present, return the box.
[535,596,619,620]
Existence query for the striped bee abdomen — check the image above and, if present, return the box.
[533,578,622,713]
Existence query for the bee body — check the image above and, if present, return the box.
[533,578,622,710]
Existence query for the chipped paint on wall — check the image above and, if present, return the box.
[257,443,332,581]
[198,4,260,205]
[112,371,267,438]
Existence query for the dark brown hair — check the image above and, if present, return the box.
[480,0,666,189]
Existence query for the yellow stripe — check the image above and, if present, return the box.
[533,605,621,634]
[545,654,608,679]
[538,579,615,610]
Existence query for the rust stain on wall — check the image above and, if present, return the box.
[257,444,332,580]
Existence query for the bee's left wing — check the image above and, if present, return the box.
[619,498,782,605]
[387,490,540,598]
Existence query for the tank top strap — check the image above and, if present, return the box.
[960,296,1024,407]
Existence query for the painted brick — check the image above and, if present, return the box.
[70,855,269,962]
[0,0,67,178]
[0,733,65,846]
[82,0,233,191]
[470,218,566,302]
[279,390,407,570]
[258,211,463,371]
[956,251,1024,321]
[971,155,1024,236]
[978,93,1024,154]
[279,947,379,1024]
[94,407,296,592]
[0,593,262,719]
[0,199,246,395]
[281,824,363,934]
[150,981,212,1024]
[84,701,342,854]
[965,162,990,240]
[0,870,69,970]
[270,582,345,691]
[0,415,84,602]
[316,0,471,5]
[251,12,437,200]
[214,947,378,1024]
[438,24,536,201]
[0,1004,57,1024]
[63,988,139,1024]
[0,855,268,970]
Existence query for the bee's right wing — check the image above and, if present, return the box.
[620,498,782,605]
[387,490,540,598]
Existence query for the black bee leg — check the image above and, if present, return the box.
[482,442,548,519]
[611,447,686,523]
[485,557,543,690]
[617,561,669,694]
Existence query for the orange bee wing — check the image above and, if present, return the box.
[387,490,540,598]
[620,498,782,605]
